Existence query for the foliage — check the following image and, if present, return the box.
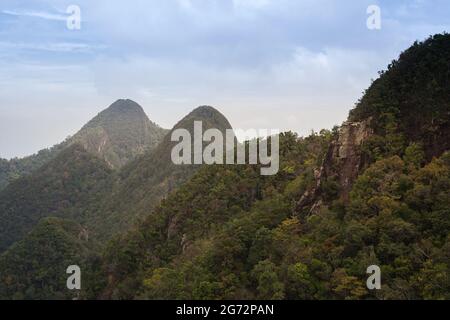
[0,217,92,300]
[0,144,113,253]
[0,36,449,300]
[350,34,450,161]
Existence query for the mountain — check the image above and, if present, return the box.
[0,105,233,253]
[0,99,168,191]
[0,34,449,300]
[297,33,450,212]
[89,106,234,242]
[0,105,235,299]
[0,144,113,253]
[94,131,331,299]
[91,34,450,300]
[70,99,168,169]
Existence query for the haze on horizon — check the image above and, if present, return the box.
[0,0,449,159]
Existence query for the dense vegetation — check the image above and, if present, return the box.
[91,34,450,300]
[0,34,448,300]
[0,144,113,253]
[95,134,450,300]
[0,217,91,300]
[0,105,235,299]
[0,145,65,191]
[350,33,450,161]
[95,131,331,299]
[101,105,234,235]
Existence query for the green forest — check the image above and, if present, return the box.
[0,34,449,300]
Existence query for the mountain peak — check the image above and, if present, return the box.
[70,100,168,168]
[174,105,232,133]
[0,99,167,190]
[105,99,145,114]
[189,105,221,118]
[88,99,147,125]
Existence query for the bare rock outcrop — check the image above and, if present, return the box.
[296,119,373,216]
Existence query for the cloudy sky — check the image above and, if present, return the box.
[0,0,448,158]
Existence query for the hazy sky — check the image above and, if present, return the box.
[0,0,449,159]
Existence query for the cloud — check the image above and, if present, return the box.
[1,9,67,21]
[0,0,448,158]
[0,41,106,53]
[232,0,271,9]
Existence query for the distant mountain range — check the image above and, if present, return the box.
[0,33,449,300]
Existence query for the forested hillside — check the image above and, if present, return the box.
[0,217,92,300]
[0,34,448,300]
[96,131,331,299]
[0,105,235,299]
[0,144,113,253]
[91,34,450,300]
[349,33,450,161]
[96,105,234,239]
[97,142,450,299]
[0,145,65,191]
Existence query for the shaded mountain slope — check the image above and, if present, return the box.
[0,217,91,300]
[0,105,234,253]
[0,145,66,191]
[0,144,113,252]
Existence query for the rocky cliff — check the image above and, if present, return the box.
[296,119,373,216]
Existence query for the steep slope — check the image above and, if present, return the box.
[1,34,448,300]
[71,99,168,169]
[0,144,113,252]
[93,34,450,300]
[0,217,91,300]
[297,33,450,212]
[95,132,328,299]
[349,33,450,161]
[0,105,233,253]
[0,99,168,190]
[90,106,234,242]
[124,151,450,300]
[0,105,236,300]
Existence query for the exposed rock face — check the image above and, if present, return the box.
[324,119,373,197]
[296,119,373,216]
[69,99,168,169]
